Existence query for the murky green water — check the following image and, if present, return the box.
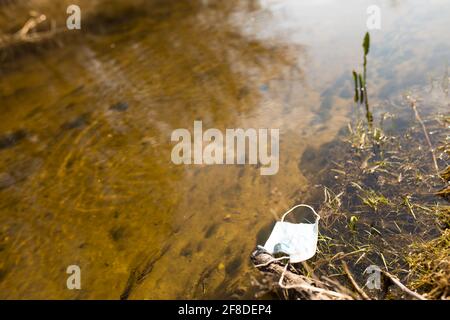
[0,0,449,299]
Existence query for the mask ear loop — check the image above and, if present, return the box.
[280,204,320,223]
[278,205,319,289]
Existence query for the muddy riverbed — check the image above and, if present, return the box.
[0,0,449,299]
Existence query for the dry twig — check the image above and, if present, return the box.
[406,96,440,176]
[252,249,354,300]
[342,261,370,300]
[382,270,427,300]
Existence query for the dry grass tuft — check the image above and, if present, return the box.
[407,228,450,299]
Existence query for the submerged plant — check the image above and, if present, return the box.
[353,32,373,127]
[349,215,359,232]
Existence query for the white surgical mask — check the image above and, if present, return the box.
[263,204,320,263]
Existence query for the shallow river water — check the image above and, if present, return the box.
[0,0,449,299]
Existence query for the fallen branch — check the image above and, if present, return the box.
[382,270,427,300]
[251,248,354,300]
[0,13,58,51]
[342,261,370,300]
[278,264,352,299]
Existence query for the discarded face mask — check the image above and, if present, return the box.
[263,204,320,263]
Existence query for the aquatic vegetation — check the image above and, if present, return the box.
[353,184,390,211]
[254,27,449,297]
[353,32,373,126]
[349,216,359,232]
[254,105,449,299]
[407,228,449,299]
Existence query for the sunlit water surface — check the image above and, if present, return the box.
[0,0,449,298]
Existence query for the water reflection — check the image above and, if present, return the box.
[0,0,310,299]
[0,0,449,299]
